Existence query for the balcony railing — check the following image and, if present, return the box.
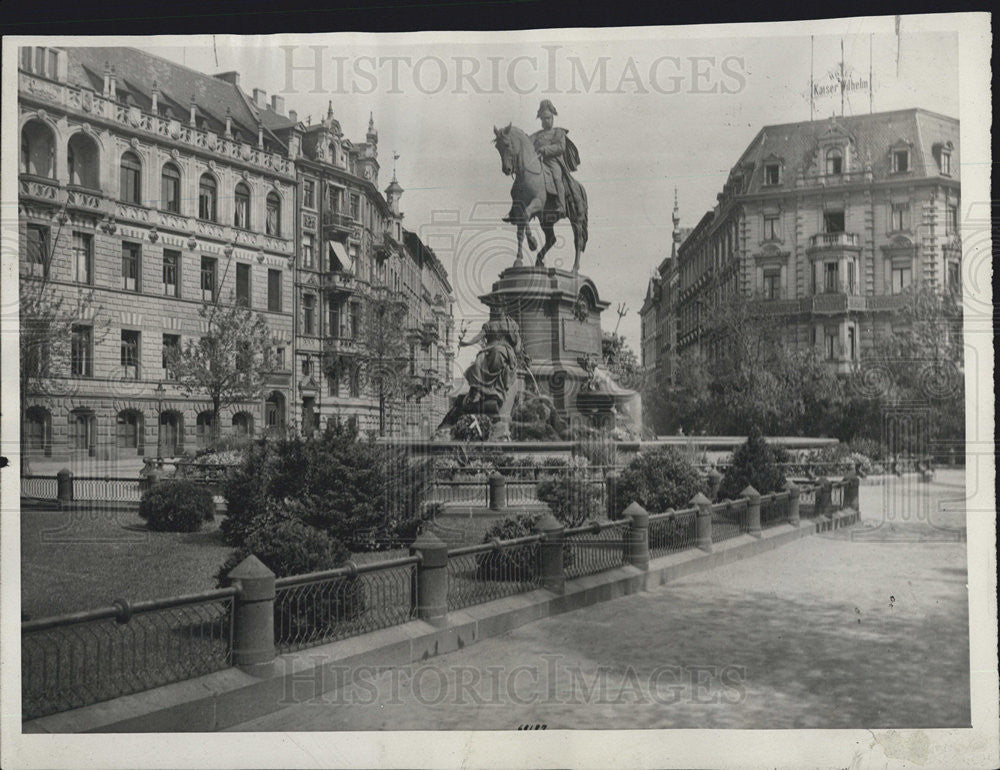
[808,232,861,250]
[323,210,355,232]
[324,270,357,297]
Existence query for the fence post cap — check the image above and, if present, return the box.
[535,511,563,533]
[227,554,275,582]
[690,491,711,506]
[623,501,648,520]
[411,529,447,552]
[56,467,73,478]
[784,479,799,493]
[605,469,619,479]
[489,472,505,482]
[740,484,761,500]
[817,476,831,486]
[843,469,858,481]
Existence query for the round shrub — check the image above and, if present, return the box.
[719,428,787,500]
[535,476,602,528]
[474,514,575,580]
[616,447,704,517]
[139,479,214,532]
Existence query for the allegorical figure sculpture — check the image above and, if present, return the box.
[438,313,527,437]
[493,100,588,271]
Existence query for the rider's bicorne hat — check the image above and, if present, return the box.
[536,100,557,118]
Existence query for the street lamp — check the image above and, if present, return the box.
[154,381,166,466]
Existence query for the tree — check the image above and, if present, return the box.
[20,216,105,470]
[363,292,412,436]
[165,296,274,446]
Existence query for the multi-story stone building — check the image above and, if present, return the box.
[673,109,960,372]
[18,45,454,463]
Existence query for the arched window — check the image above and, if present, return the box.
[266,191,281,236]
[24,406,52,456]
[196,410,216,449]
[158,411,183,457]
[20,120,55,178]
[232,412,254,438]
[116,409,144,454]
[161,163,181,213]
[120,151,141,204]
[67,133,100,189]
[234,182,251,229]
[198,173,217,221]
[825,148,843,176]
[265,391,285,435]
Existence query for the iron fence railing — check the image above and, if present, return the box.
[648,508,698,558]
[21,475,58,499]
[22,588,235,720]
[563,521,629,580]
[21,474,143,502]
[798,485,819,518]
[711,499,749,542]
[273,556,418,654]
[446,536,543,611]
[760,492,789,529]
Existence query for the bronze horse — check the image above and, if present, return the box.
[493,124,588,272]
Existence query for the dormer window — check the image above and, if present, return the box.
[940,149,951,175]
[892,149,910,173]
[764,163,780,186]
[825,149,843,176]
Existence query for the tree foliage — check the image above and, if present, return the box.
[602,332,644,389]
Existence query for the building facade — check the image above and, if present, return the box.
[673,109,960,373]
[18,46,454,463]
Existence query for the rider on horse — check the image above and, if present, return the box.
[530,100,581,220]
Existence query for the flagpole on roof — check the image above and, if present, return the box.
[869,33,874,114]
[809,36,814,122]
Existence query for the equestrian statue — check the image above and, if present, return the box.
[493,100,589,272]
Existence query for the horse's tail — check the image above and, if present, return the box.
[576,184,589,252]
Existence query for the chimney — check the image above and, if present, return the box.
[252,88,267,109]
[288,109,298,124]
[151,80,159,113]
[214,71,240,87]
[103,61,111,95]
[189,94,197,127]
[109,65,117,99]
[270,94,285,115]
[224,107,233,139]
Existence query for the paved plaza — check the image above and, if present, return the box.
[227,471,969,731]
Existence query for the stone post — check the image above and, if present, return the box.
[605,471,619,519]
[741,484,762,537]
[784,480,800,526]
[843,470,860,511]
[816,477,832,517]
[623,502,649,571]
[536,512,565,594]
[691,492,713,552]
[410,530,448,626]
[56,468,73,509]
[227,555,276,676]
[948,447,956,467]
[706,467,723,502]
[488,473,507,511]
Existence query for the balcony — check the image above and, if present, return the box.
[323,210,355,234]
[323,336,364,357]
[807,232,861,253]
[324,270,357,298]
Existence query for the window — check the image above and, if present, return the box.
[275,347,286,370]
[763,214,779,241]
[120,152,141,204]
[847,326,857,361]
[824,262,839,293]
[350,193,360,220]
[764,163,780,185]
[161,163,181,213]
[117,410,141,450]
[163,250,180,297]
[825,330,838,361]
[201,256,217,302]
[762,270,780,300]
[847,260,856,294]
[349,366,361,397]
[825,149,843,176]
[234,183,251,229]
[329,299,341,338]
[940,150,951,175]
[303,179,315,209]
[823,211,845,233]
[890,202,910,232]
[892,149,909,173]
[26,224,49,276]
[233,412,253,437]
[302,293,316,335]
[236,341,252,371]
[198,174,217,221]
[196,411,216,449]
[71,325,92,377]
[20,120,55,177]
[24,406,51,455]
[303,233,315,269]
[70,409,95,453]
[121,330,140,379]
[266,192,281,236]
[301,357,311,376]
[328,369,340,397]
[946,204,958,236]
[122,241,141,291]
[350,302,362,338]
[267,269,282,311]
[67,134,99,189]
[73,232,93,284]
[891,265,912,293]
[948,262,961,291]
[162,333,179,376]
[236,263,251,307]
[21,46,61,78]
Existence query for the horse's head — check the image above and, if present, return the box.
[493,124,514,176]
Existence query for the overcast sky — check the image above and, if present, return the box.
[146,22,958,368]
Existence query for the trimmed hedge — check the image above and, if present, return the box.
[719,429,787,499]
[616,447,704,517]
[139,479,214,532]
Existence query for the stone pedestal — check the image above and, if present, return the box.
[480,266,640,431]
